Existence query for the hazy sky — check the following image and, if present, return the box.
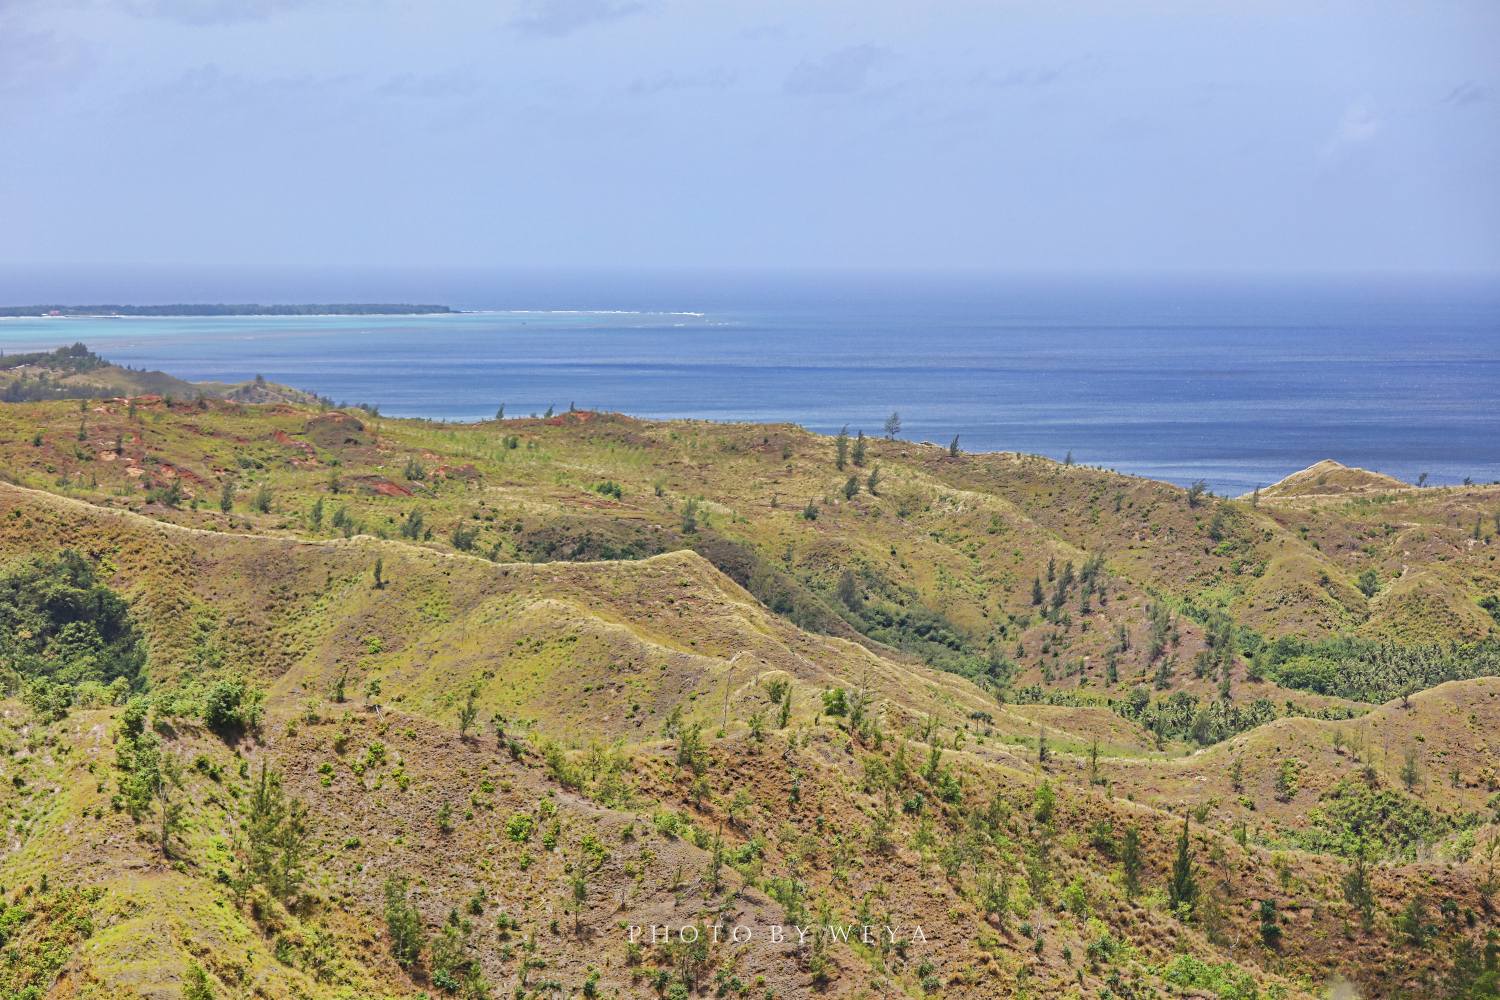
[2,1,1496,273]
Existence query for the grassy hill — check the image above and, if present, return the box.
[1,344,320,407]
[0,380,1498,999]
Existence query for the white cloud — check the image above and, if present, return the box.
[0,12,93,100]
[511,0,642,38]
[783,43,891,96]
[142,0,312,26]
[1442,80,1487,108]
[1317,101,1383,161]
[627,69,734,97]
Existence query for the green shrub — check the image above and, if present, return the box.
[1162,954,1260,999]
[202,678,261,730]
[506,814,534,843]
[1273,656,1338,694]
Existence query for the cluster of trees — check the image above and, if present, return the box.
[833,425,872,471]
[383,879,487,992]
[3,375,116,404]
[819,561,1019,686]
[1,343,115,401]
[1282,777,1488,861]
[1115,687,1279,747]
[0,342,104,371]
[1030,551,1110,618]
[0,551,146,713]
[1258,636,1500,703]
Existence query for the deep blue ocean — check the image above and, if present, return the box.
[1,267,1496,496]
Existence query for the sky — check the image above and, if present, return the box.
[1,0,1497,274]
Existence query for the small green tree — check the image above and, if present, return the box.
[458,685,480,739]
[1033,780,1055,828]
[399,507,425,540]
[250,484,273,513]
[449,522,478,551]
[245,761,312,899]
[1186,480,1208,507]
[1259,899,1281,947]
[977,864,1011,922]
[836,568,862,610]
[680,497,700,533]
[218,477,235,513]
[182,960,216,1000]
[154,749,186,858]
[866,463,881,495]
[677,722,708,775]
[1396,894,1434,948]
[883,411,901,439]
[383,878,425,967]
[1274,758,1298,801]
[852,430,866,467]
[1031,577,1044,606]
[802,500,818,521]
[922,740,943,784]
[1167,814,1197,914]
[842,475,859,500]
[948,434,960,458]
[835,425,849,470]
[1401,745,1423,793]
[1342,839,1377,930]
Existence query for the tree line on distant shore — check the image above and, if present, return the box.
[0,303,453,317]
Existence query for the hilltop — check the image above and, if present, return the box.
[1242,461,1415,502]
[0,370,1497,1000]
[1,343,321,406]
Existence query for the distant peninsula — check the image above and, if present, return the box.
[0,303,454,317]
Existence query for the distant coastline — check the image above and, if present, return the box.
[0,303,454,318]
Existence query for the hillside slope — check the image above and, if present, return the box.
[1,483,1498,999]
[1,383,1498,999]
